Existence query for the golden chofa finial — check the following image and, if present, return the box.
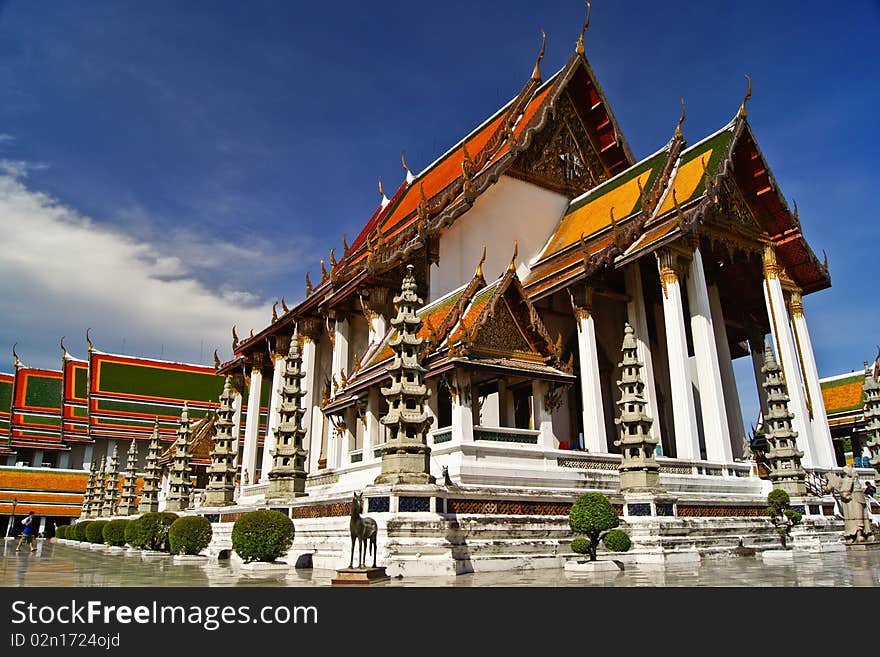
[675,96,686,139]
[378,178,390,207]
[12,342,20,368]
[60,336,68,358]
[401,149,415,185]
[532,29,547,81]
[507,240,519,272]
[475,242,487,279]
[576,1,591,55]
[86,327,94,353]
[739,74,752,119]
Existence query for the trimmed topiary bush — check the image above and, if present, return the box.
[72,521,92,542]
[568,493,626,561]
[86,520,109,544]
[124,516,142,547]
[231,510,294,563]
[169,516,213,555]
[103,519,129,547]
[602,529,632,552]
[55,525,67,539]
[571,537,591,555]
[767,489,801,548]
[133,512,179,551]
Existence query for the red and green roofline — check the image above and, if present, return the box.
[9,359,64,450]
[0,372,13,437]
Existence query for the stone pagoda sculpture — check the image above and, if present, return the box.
[138,418,162,513]
[862,362,880,474]
[614,323,662,492]
[101,443,119,517]
[375,264,434,485]
[761,341,806,496]
[205,377,238,505]
[79,460,97,519]
[117,437,140,515]
[165,403,194,512]
[89,458,106,518]
[267,328,309,499]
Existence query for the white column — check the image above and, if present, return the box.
[451,372,474,444]
[686,247,733,463]
[790,291,837,469]
[574,290,608,453]
[259,354,285,482]
[32,450,43,467]
[658,251,701,461]
[58,452,70,469]
[763,246,816,468]
[230,391,243,468]
[300,335,319,473]
[534,381,556,450]
[364,387,380,463]
[326,317,350,470]
[708,284,747,459]
[625,262,660,437]
[81,445,93,471]
[241,367,263,485]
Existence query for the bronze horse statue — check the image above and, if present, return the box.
[349,492,378,569]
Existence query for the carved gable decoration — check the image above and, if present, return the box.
[472,300,534,357]
[710,175,764,236]
[510,91,607,197]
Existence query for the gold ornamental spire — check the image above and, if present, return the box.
[738,74,752,119]
[475,242,487,278]
[576,1,591,55]
[531,29,547,81]
[507,240,518,273]
[401,149,415,185]
[675,96,686,139]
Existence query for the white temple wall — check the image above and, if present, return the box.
[429,175,569,302]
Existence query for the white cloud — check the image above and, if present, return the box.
[0,134,14,144]
[0,162,270,369]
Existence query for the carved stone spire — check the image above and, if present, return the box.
[89,457,105,518]
[375,264,434,485]
[138,419,162,513]
[117,438,140,516]
[862,360,880,474]
[761,340,806,496]
[267,327,309,499]
[101,443,119,517]
[614,323,662,492]
[80,460,97,519]
[205,377,238,506]
[165,403,193,512]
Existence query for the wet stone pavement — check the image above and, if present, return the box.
[2,539,879,587]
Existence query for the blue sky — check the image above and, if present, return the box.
[0,1,877,426]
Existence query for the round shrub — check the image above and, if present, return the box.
[72,521,92,542]
[169,516,213,555]
[602,529,632,552]
[103,519,129,547]
[569,493,620,535]
[55,525,67,539]
[124,516,142,547]
[571,537,591,555]
[133,512,179,551]
[767,489,790,511]
[86,520,109,544]
[232,510,294,563]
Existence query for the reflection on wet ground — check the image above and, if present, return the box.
[2,540,879,587]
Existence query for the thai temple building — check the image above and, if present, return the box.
[2,11,875,571]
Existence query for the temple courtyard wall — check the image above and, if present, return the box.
[191,479,850,577]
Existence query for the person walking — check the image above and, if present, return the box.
[15,512,37,553]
